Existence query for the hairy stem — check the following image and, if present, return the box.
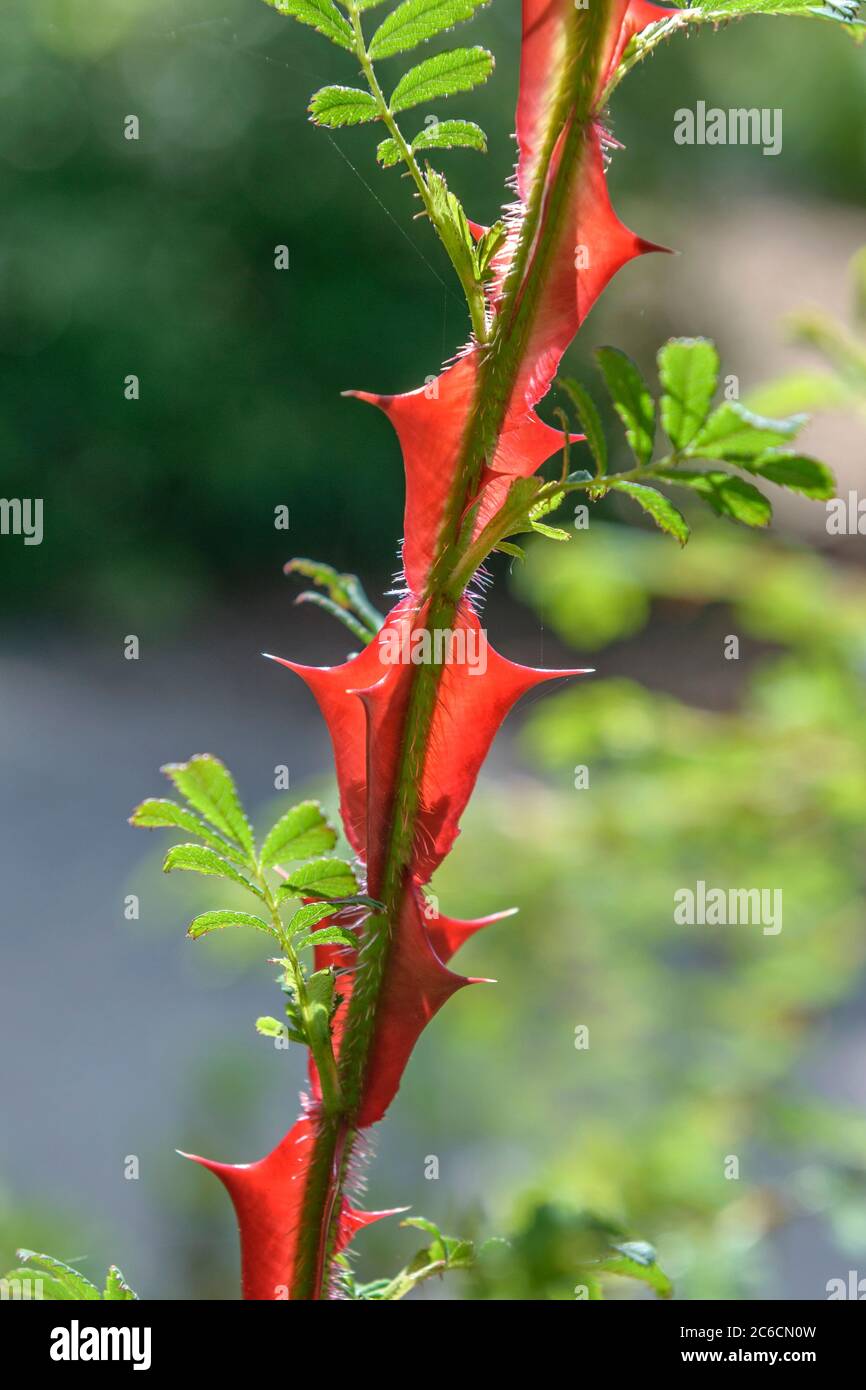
[289,1,622,1299]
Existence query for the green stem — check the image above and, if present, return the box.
[446,460,676,593]
[255,865,346,1117]
[337,590,456,1109]
[289,1,625,1299]
[600,10,695,106]
[346,1,489,343]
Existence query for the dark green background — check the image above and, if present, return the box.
[2,0,864,627]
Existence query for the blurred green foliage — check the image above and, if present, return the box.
[749,247,866,418]
[420,522,866,1299]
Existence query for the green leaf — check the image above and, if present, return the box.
[656,467,772,527]
[658,337,719,450]
[256,1015,287,1038]
[593,1241,673,1299]
[293,590,378,644]
[412,118,487,159]
[531,521,571,541]
[595,347,655,466]
[610,480,690,546]
[364,1220,477,1300]
[14,1250,100,1300]
[260,800,337,867]
[419,115,488,157]
[529,489,566,522]
[309,86,381,128]
[441,1235,475,1268]
[0,1268,73,1300]
[494,540,526,561]
[306,967,337,1020]
[163,844,262,896]
[267,0,354,50]
[301,925,361,949]
[482,475,547,544]
[268,990,307,1043]
[621,0,864,91]
[376,136,403,168]
[390,46,494,114]
[687,401,805,462]
[103,1265,138,1300]
[161,755,253,856]
[128,798,249,865]
[277,858,360,900]
[370,0,488,59]
[187,909,278,941]
[559,377,607,477]
[287,902,339,935]
[402,1215,442,1240]
[284,557,384,635]
[689,0,861,24]
[742,451,836,499]
[424,166,476,286]
[474,218,506,278]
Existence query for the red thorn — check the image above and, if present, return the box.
[636,236,676,257]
